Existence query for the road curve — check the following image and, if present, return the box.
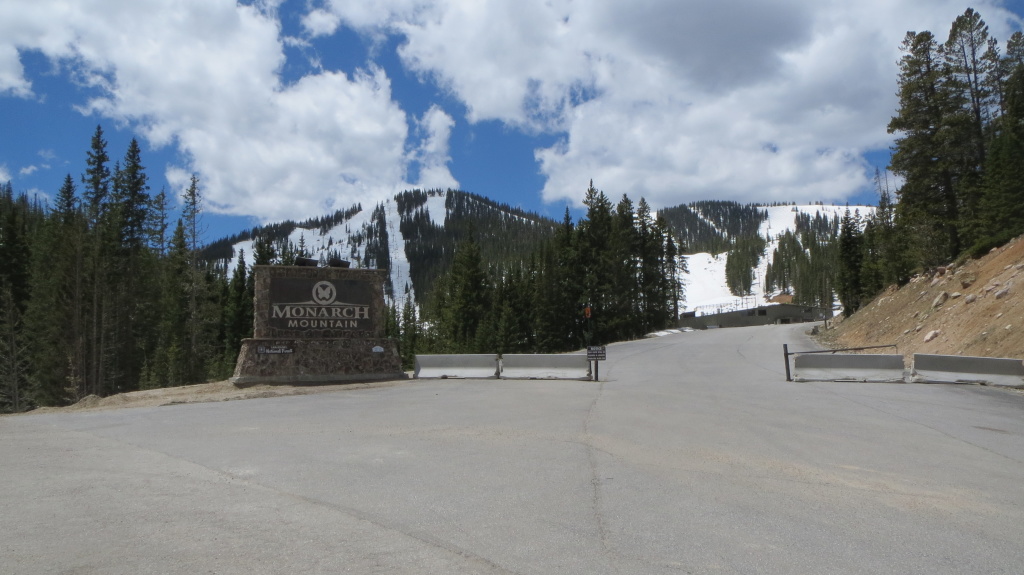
[2,323,1023,574]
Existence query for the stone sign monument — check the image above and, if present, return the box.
[231,265,405,385]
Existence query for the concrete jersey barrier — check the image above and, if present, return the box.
[500,354,591,380]
[792,353,906,383]
[414,354,498,379]
[911,354,1024,387]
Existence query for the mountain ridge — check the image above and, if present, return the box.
[205,189,873,313]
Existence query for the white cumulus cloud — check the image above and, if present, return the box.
[310,0,1024,208]
[2,0,1021,224]
[0,0,445,222]
[409,105,458,190]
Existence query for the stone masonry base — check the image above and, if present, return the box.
[230,337,405,387]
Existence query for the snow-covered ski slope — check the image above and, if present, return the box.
[682,204,874,314]
[227,195,873,312]
[227,191,456,307]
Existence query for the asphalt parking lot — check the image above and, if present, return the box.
[3,323,1023,574]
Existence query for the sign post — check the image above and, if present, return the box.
[587,345,607,381]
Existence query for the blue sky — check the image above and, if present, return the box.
[2,0,1023,242]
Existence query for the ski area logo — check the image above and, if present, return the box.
[312,281,336,305]
[269,278,372,331]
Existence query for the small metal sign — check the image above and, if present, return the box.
[587,346,607,361]
[257,345,294,355]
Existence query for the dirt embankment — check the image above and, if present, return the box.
[821,235,1024,362]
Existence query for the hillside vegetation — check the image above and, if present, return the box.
[822,235,1024,361]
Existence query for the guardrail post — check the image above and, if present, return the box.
[783,344,792,382]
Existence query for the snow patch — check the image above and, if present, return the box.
[683,204,874,313]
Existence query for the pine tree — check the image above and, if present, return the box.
[253,234,277,265]
[0,185,32,411]
[888,31,963,266]
[222,249,251,370]
[106,138,153,394]
[576,182,614,345]
[979,65,1024,246]
[81,125,115,396]
[445,233,489,352]
[181,175,206,382]
[533,212,582,352]
[873,170,913,287]
[607,194,638,340]
[637,198,664,334]
[664,229,685,321]
[147,187,170,256]
[24,175,87,405]
[943,8,1000,246]
[399,286,418,370]
[0,288,29,413]
[837,209,864,317]
[153,220,191,387]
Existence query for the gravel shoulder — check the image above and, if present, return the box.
[16,377,411,415]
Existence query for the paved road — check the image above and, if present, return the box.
[3,324,1023,574]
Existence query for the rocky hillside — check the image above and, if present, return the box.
[823,234,1024,361]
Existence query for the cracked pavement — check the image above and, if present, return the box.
[3,324,1024,574]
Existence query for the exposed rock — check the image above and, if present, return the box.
[930,277,943,287]
[924,330,940,342]
[995,287,1010,299]
[823,231,1024,363]
[1007,325,1013,331]
[931,292,949,308]
[937,266,947,276]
